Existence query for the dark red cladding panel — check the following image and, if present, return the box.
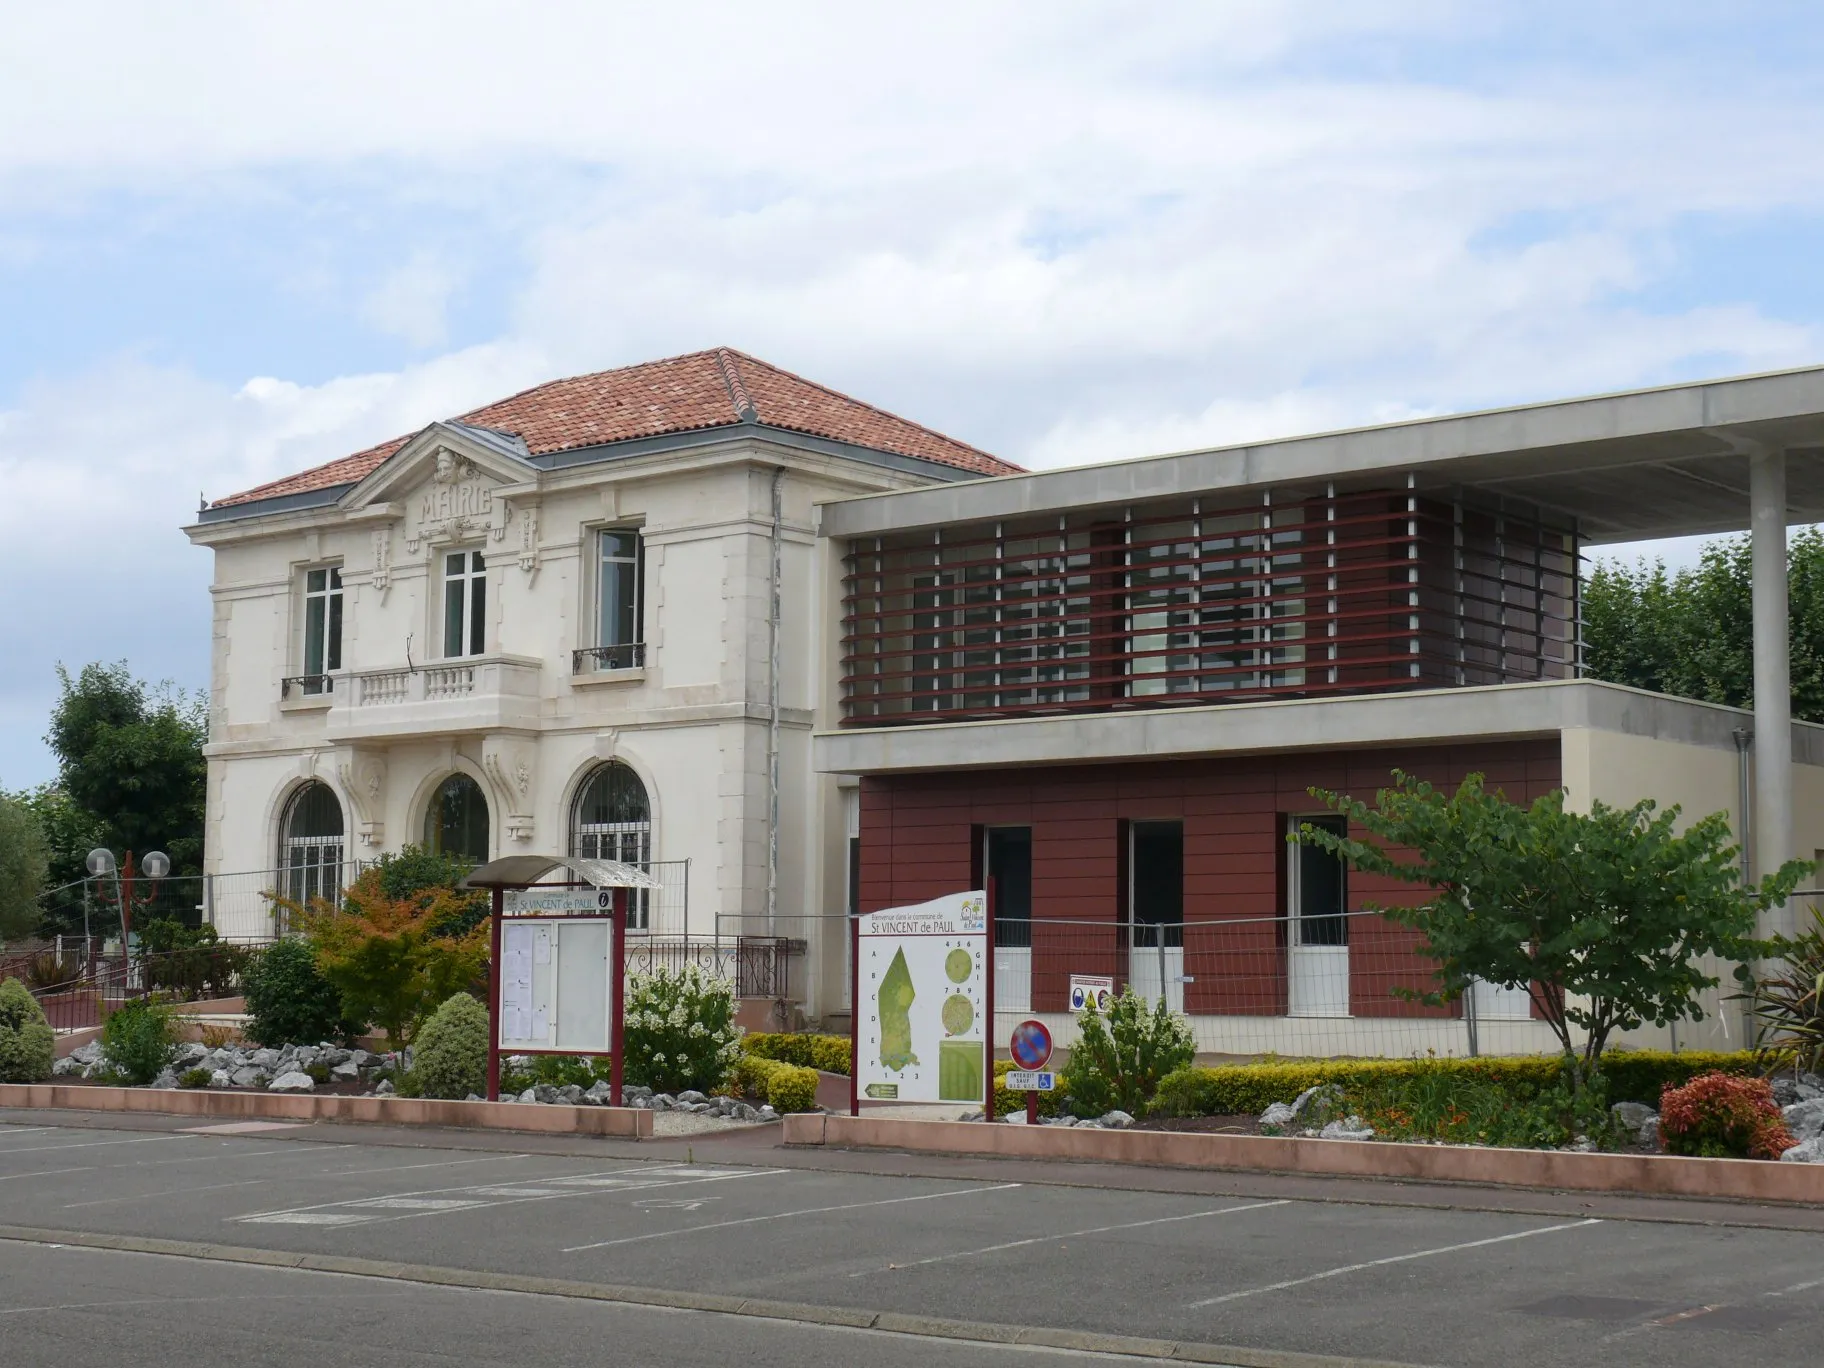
[857,742,1560,1016]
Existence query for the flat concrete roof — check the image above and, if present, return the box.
[818,365,1824,545]
[813,679,1824,775]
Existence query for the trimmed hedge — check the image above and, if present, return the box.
[734,1053,820,1112]
[1151,1051,1759,1119]
[0,978,55,1083]
[742,1032,852,1076]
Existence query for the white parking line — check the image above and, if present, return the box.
[563,1182,1024,1253]
[0,1135,194,1156]
[1188,1218,1603,1307]
[0,1166,93,1183]
[325,1153,532,1178]
[237,1166,784,1228]
[849,1199,1292,1277]
[0,1127,60,1141]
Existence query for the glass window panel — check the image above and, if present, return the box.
[469,564,486,656]
[444,574,465,657]
[1295,816,1348,946]
[326,589,342,672]
[304,595,326,676]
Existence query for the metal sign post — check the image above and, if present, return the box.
[486,885,505,1100]
[610,886,627,1107]
[1009,1018,1054,1124]
[848,912,860,1118]
[983,877,996,1123]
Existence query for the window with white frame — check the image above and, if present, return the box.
[442,550,486,657]
[297,566,342,695]
[578,529,644,671]
[281,781,345,907]
[570,762,653,929]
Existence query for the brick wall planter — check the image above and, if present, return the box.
[785,1114,1824,1206]
[0,1083,653,1139]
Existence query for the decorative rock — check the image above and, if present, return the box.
[516,1087,538,1104]
[583,1080,613,1105]
[556,1084,584,1105]
[52,1056,78,1076]
[330,1060,359,1082]
[1611,1101,1656,1135]
[209,1069,231,1089]
[1046,1115,1079,1127]
[175,1042,208,1065]
[250,1048,279,1070]
[958,1110,985,1122]
[318,1047,350,1066]
[1259,1102,1298,1129]
[624,1085,652,1102]
[1798,1072,1824,1102]
[229,1066,265,1089]
[730,1102,759,1122]
[70,1041,102,1065]
[151,1067,179,1090]
[1781,1098,1824,1143]
[1780,1137,1824,1163]
[269,1071,315,1093]
[533,1084,562,1105]
[1099,1110,1136,1129]
[465,1093,483,1103]
[1639,1116,1660,1148]
[649,1094,676,1111]
[1318,1116,1375,1141]
[676,1090,708,1105]
[756,1105,778,1121]
[374,1078,395,1096]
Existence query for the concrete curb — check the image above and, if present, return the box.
[0,1223,1416,1368]
[0,1083,653,1138]
[785,1114,1824,1206]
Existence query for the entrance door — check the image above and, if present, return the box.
[1288,816,1350,1017]
[1128,821,1184,1013]
[985,827,1032,1013]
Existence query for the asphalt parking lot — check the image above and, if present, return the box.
[2,1115,1821,1367]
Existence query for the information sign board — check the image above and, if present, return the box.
[856,891,987,1105]
[1069,973,1115,1013]
[496,907,616,1053]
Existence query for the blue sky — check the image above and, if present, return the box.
[3,3,1823,787]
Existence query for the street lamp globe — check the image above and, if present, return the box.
[85,848,116,877]
[140,851,171,880]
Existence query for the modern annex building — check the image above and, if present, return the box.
[192,355,1824,1046]
[815,367,1824,1054]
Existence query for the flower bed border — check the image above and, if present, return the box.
[784,1114,1824,1205]
[0,1083,654,1138]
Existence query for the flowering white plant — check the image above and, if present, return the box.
[622,963,743,1094]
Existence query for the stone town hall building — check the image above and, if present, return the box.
[186,349,1020,1016]
[191,352,1824,1046]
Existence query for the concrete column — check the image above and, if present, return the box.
[1750,447,1794,937]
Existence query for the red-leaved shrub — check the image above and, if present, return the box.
[1659,1072,1795,1160]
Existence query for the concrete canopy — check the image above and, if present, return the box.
[458,855,660,891]
[818,364,1824,546]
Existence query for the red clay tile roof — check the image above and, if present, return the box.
[212,348,1018,508]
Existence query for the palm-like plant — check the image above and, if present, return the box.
[1744,902,1824,1076]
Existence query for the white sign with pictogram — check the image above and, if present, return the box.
[1069,974,1115,1013]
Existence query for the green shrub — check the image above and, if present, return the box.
[1059,987,1195,1117]
[623,964,743,1095]
[0,977,55,1082]
[137,920,251,1000]
[178,1066,213,1089]
[101,997,176,1084]
[734,1053,820,1112]
[1326,1057,1618,1149]
[243,938,353,1046]
[743,1032,852,1075]
[413,992,489,1100]
[1150,1050,1760,1120]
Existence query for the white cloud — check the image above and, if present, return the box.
[360,251,462,349]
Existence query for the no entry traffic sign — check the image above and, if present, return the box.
[1010,1018,1052,1071]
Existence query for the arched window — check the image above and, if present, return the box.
[281,781,345,907]
[424,773,490,862]
[571,763,652,928]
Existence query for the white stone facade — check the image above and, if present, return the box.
[186,418,947,1017]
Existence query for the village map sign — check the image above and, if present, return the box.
[856,891,988,1104]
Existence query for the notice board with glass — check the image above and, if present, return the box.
[497,888,617,1054]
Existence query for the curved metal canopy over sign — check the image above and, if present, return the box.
[458,855,660,891]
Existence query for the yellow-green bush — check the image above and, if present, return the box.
[734,1052,821,1112]
[742,1032,852,1075]
[1151,1050,1759,1119]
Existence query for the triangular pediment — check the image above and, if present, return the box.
[342,421,537,512]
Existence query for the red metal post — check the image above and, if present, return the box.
[983,876,996,1123]
[610,886,627,1107]
[485,886,504,1101]
[849,911,860,1117]
[1026,1089,1038,1125]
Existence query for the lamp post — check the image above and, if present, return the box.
[85,847,171,958]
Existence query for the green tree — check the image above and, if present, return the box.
[1296,772,1812,1089]
[46,661,207,877]
[0,795,51,940]
[11,784,109,892]
[1583,529,1824,722]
